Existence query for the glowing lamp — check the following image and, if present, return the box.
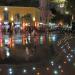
[4,7,8,11]
[33,16,35,21]
[11,16,14,21]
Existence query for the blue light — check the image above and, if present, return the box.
[52,35,56,42]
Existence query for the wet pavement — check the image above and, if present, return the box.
[0,32,75,75]
[0,32,62,63]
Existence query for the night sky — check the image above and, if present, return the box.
[0,0,75,8]
[0,0,39,7]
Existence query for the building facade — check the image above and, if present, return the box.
[0,6,40,22]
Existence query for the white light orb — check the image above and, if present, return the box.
[23,69,27,73]
[4,7,8,11]
[32,67,36,70]
[54,70,58,74]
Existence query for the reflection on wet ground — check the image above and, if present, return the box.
[0,32,63,63]
[0,32,75,75]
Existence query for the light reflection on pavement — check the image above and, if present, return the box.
[0,32,62,63]
[0,32,75,75]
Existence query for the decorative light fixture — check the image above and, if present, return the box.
[4,7,8,11]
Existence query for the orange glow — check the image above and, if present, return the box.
[23,22,26,28]
[37,72,40,75]
[25,23,28,26]
[22,22,28,32]
[64,61,67,64]
[22,35,26,45]
[12,37,15,47]
[0,42,3,47]
[10,16,14,21]
[9,37,15,48]
[0,39,3,47]
[12,22,14,26]
[34,21,39,29]
[58,21,63,27]
[0,16,2,22]
[35,21,37,27]
[33,16,36,21]
[0,18,2,21]
[9,36,15,48]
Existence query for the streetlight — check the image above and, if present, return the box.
[4,7,8,11]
